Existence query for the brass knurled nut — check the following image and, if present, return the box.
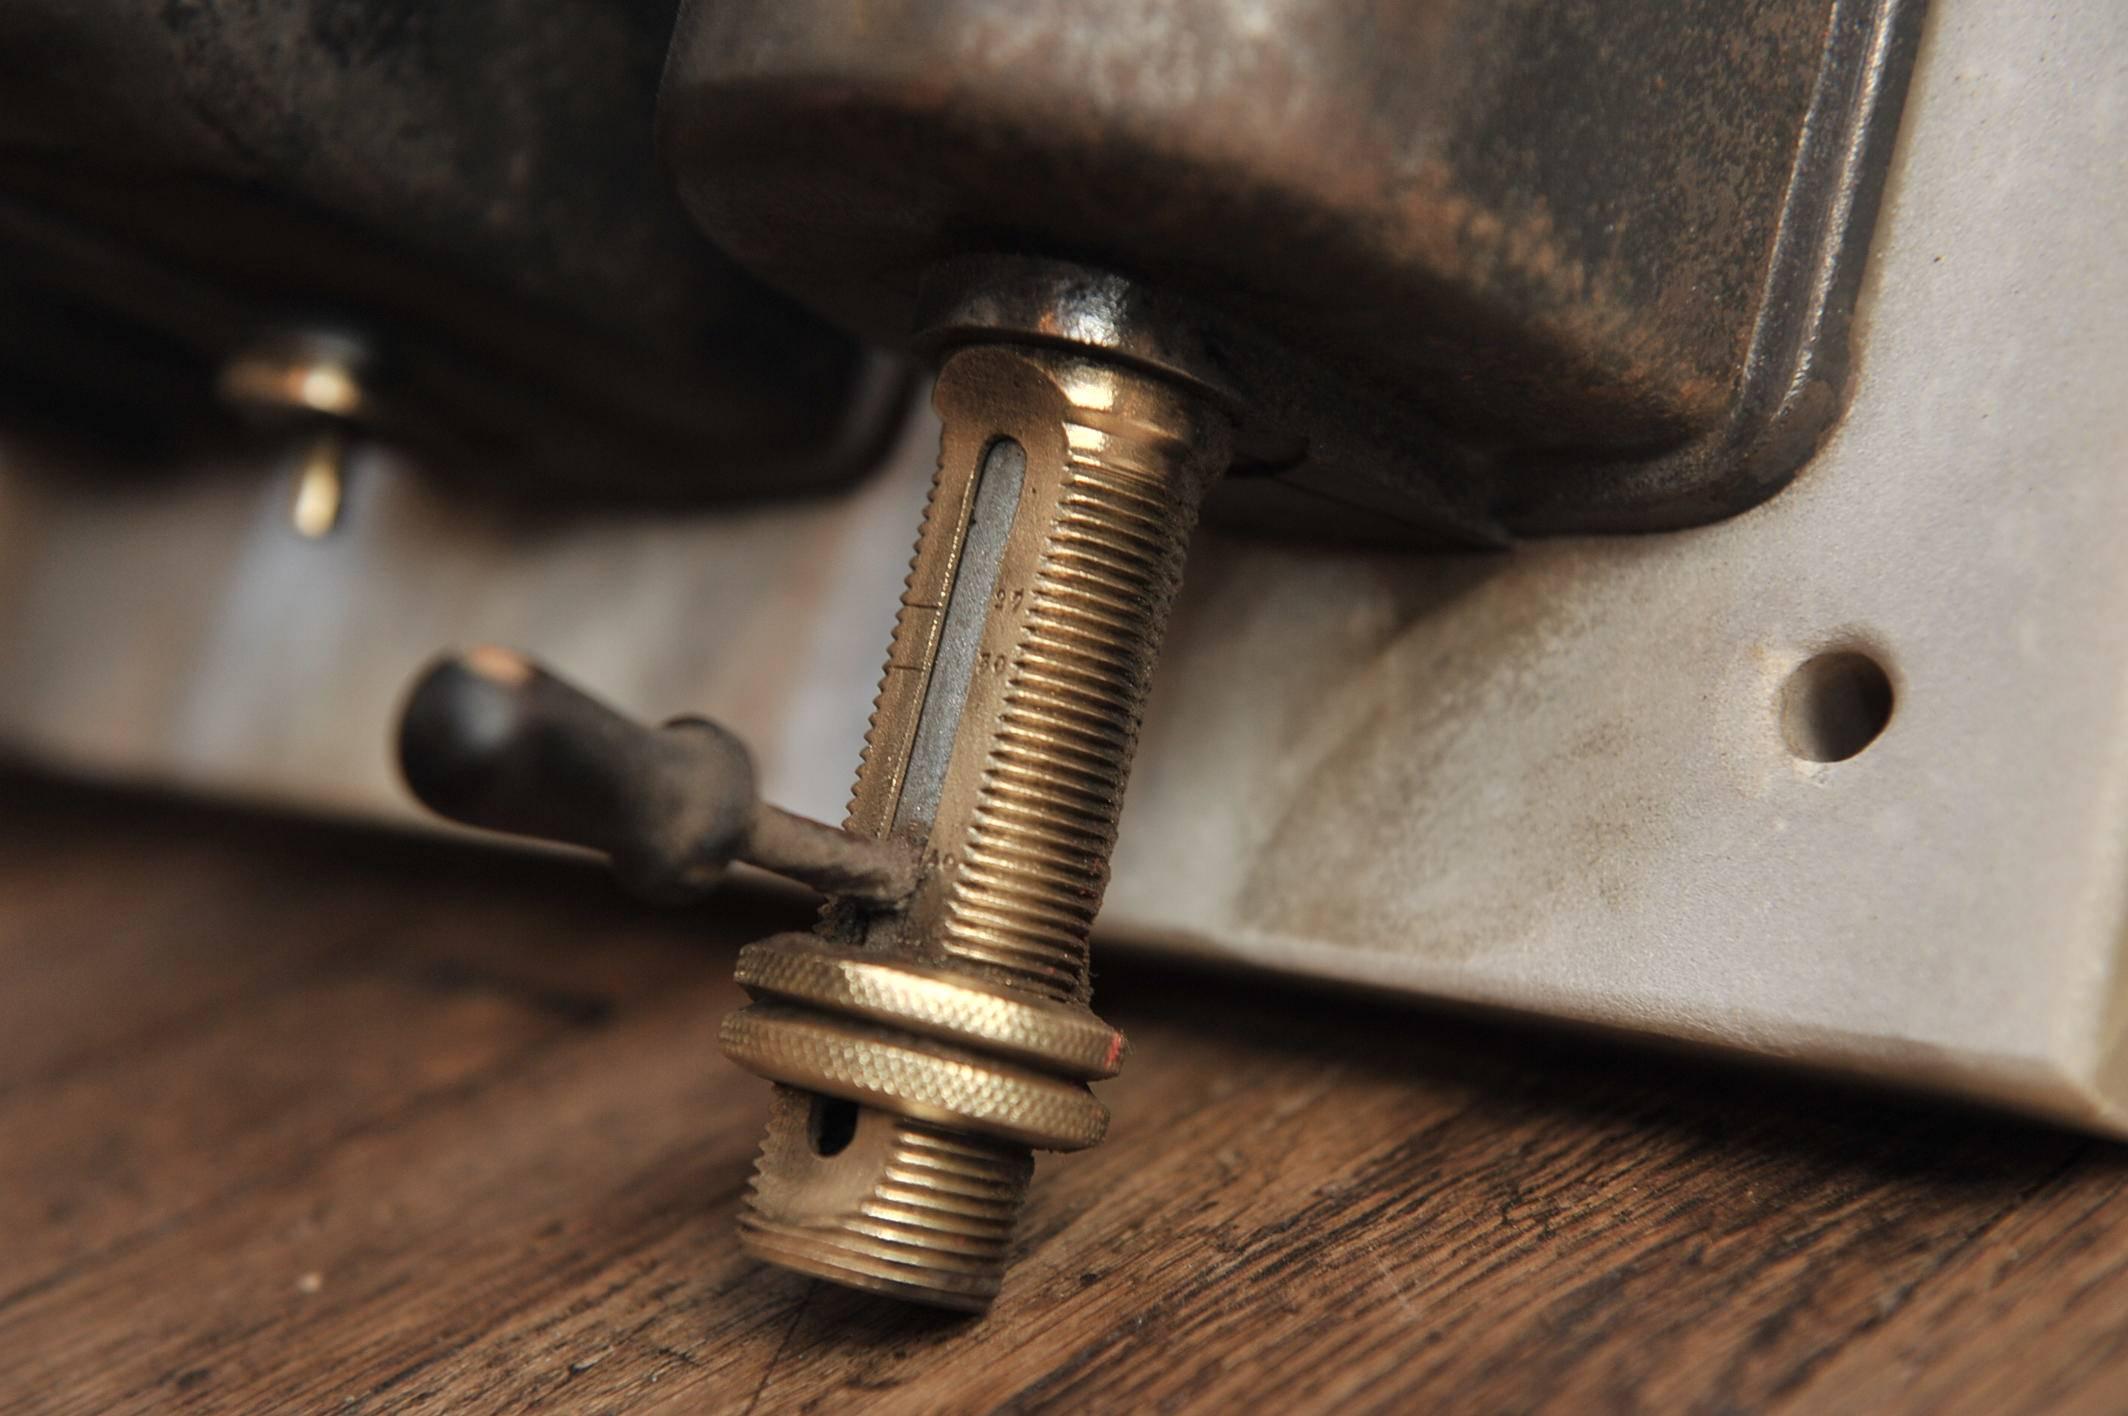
[734,934,1127,1079]
[720,1004,1110,1151]
[720,322,1233,1312]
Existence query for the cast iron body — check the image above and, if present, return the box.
[662,0,1928,542]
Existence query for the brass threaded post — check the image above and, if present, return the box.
[721,342,1230,1310]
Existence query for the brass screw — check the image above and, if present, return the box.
[218,329,373,540]
[289,426,350,540]
[719,337,1234,1310]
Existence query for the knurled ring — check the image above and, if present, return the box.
[735,935,1125,1080]
[720,1002,1110,1151]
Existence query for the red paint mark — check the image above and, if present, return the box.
[1104,1032,1126,1070]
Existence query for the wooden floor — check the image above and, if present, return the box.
[2,772,2125,1414]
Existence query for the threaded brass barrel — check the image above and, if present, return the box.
[719,343,1230,1310]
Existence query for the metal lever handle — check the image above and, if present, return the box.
[396,647,915,906]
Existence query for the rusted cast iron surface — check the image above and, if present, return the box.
[663,0,1928,541]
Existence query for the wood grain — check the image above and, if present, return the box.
[0,771,2122,1414]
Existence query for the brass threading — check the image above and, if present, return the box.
[722,343,1230,1310]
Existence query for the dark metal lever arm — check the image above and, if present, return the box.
[396,646,915,906]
